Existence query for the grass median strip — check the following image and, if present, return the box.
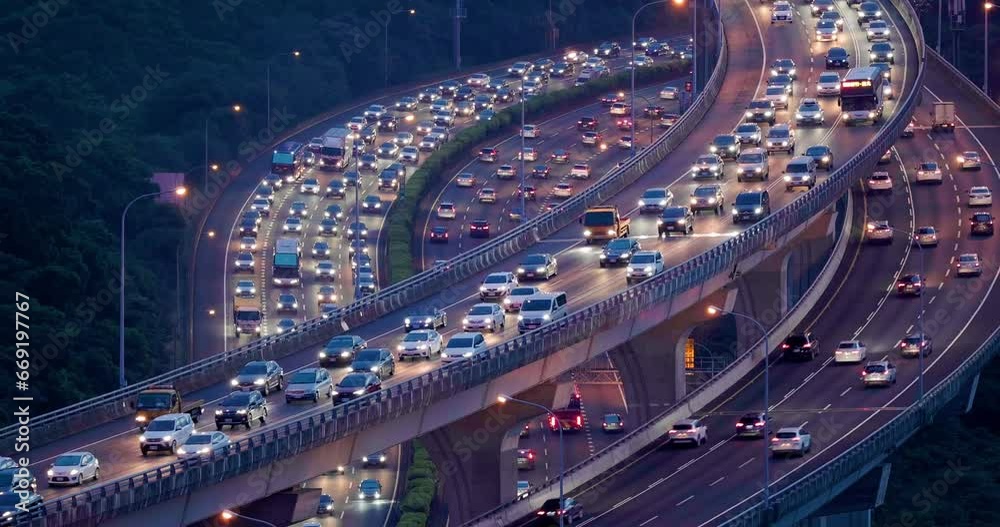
[397,441,439,527]
[387,60,690,283]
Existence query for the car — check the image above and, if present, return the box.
[177,431,232,460]
[816,72,841,96]
[732,412,769,439]
[255,184,274,202]
[522,79,545,94]
[745,99,776,124]
[765,124,795,154]
[358,125,378,145]
[315,259,336,280]
[815,20,839,42]
[859,1,883,24]
[536,497,584,523]
[262,172,284,189]
[692,154,724,179]
[46,452,100,486]
[469,219,491,238]
[689,184,725,214]
[765,84,790,109]
[323,180,346,199]
[736,148,769,182]
[479,147,499,163]
[658,206,695,237]
[395,329,444,360]
[478,187,497,203]
[480,271,517,300]
[0,492,42,522]
[781,332,819,360]
[361,195,383,213]
[348,239,369,256]
[516,448,536,470]
[213,390,267,431]
[645,42,671,57]
[454,100,475,117]
[353,478,384,501]
[552,61,575,77]
[474,93,496,111]
[310,241,331,259]
[862,359,897,387]
[395,96,418,111]
[867,171,893,192]
[363,104,387,121]
[237,218,256,236]
[442,332,489,362]
[599,413,625,433]
[810,0,835,15]
[659,113,681,128]
[825,47,850,69]
[518,147,539,162]
[970,212,995,235]
[454,85,476,102]
[502,286,542,313]
[870,42,895,64]
[968,186,993,206]
[600,238,641,267]
[820,9,844,29]
[462,303,507,332]
[239,237,258,253]
[667,418,708,446]
[866,220,893,243]
[577,116,598,131]
[601,92,625,106]
[495,87,518,103]
[437,202,457,219]
[433,110,456,126]
[508,60,533,76]
[0,467,35,494]
[358,153,379,172]
[660,85,680,100]
[476,109,497,122]
[630,55,654,68]
[418,135,440,152]
[581,131,603,147]
[401,307,447,332]
[732,190,771,223]
[795,99,824,125]
[900,332,933,357]
[376,141,400,159]
[377,113,398,131]
[282,368,334,404]
[957,151,982,170]
[609,101,631,116]
[320,335,366,366]
[231,360,283,394]
[626,250,664,283]
[250,198,271,216]
[710,134,741,160]
[551,149,571,164]
[915,161,943,183]
[234,252,255,272]
[429,225,449,243]
[770,58,797,79]
[347,116,367,131]
[346,221,369,240]
[770,427,812,457]
[521,124,540,139]
[496,164,516,179]
[139,413,196,456]
[316,285,338,305]
[564,164,591,181]
[324,204,345,220]
[913,226,938,246]
[243,209,263,225]
[771,1,794,22]
[343,170,361,187]
[804,145,834,170]
[734,123,762,145]
[350,348,395,378]
[516,253,558,280]
[867,20,891,41]
[466,71,491,87]
[956,253,983,276]
[638,187,674,213]
[896,274,926,296]
[530,165,551,180]
[234,280,256,297]
[618,136,634,149]
[398,146,420,164]
[333,372,381,402]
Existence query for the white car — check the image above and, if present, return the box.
[177,432,231,459]
[300,178,321,194]
[795,98,824,124]
[503,286,542,312]
[480,272,518,300]
[400,146,420,164]
[462,303,507,332]
[867,20,891,41]
[771,1,794,23]
[437,202,457,219]
[553,183,573,198]
[441,332,489,363]
[862,360,897,387]
[239,237,257,252]
[955,253,983,276]
[610,102,630,115]
[765,124,796,154]
[315,261,336,280]
[957,151,982,170]
[363,104,386,120]
[467,72,491,87]
[630,55,653,68]
[666,418,708,446]
[456,173,477,187]
[816,72,841,96]
[915,161,943,183]
[139,413,195,456]
[764,86,789,109]
[913,226,938,246]
[660,85,680,100]
[347,116,366,131]
[47,452,100,486]
[233,252,255,272]
[518,147,539,161]
[283,217,304,233]
[866,171,893,192]
[626,250,664,283]
[234,280,256,297]
[397,329,444,359]
[521,124,540,138]
[866,220,893,242]
[770,427,812,457]
[968,186,993,206]
[815,20,838,42]
[393,131,414,146]
[570,163,591,179]
[834,340,867,363]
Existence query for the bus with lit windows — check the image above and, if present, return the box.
[839,67,885,125]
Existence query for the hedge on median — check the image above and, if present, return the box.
[386,59,691,283]
[396,441,440,527]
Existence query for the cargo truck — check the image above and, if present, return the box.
[930,101,955,132]
[319,127,354,170]
[233,296,262,337]
[272,238,302,286]
[131,385,204,432]
[580,206,630,244]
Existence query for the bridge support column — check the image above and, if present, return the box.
[422,382,564,524]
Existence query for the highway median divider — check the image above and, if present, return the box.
[397,441,440,527]
[387,60,690,283]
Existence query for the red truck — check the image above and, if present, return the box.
[548,408,584,432]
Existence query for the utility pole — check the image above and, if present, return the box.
[453,0,465,70]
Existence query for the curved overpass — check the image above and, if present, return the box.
[2,0,926,521]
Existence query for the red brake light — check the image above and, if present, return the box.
[736,422,744,427]
[781,344,789,348]
[803,343,812,348]
[528,452,534,459]
[576,415,583,426]
[549,416,557,428]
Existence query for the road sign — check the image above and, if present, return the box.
[685,338,696,370]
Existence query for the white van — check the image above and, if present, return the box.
[517,292,568,334]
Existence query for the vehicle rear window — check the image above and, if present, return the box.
[673,424,693,430]
[865,365,886,373]
[775,432,798,439]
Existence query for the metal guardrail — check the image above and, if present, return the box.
[719,325,1000,527]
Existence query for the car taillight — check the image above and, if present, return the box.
[576,415,583,427]
[528,452,534,459]
[736,422,744,427]
[549,416,557,428]
[771,437,779,442]
[781,344,789,348]
[803,343,812,348]
[537,511,545,516]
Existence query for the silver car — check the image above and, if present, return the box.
[177,432,231,459]
[770,427,812,457]
[284,368,333,403]
[502,286,541,312]
[733,123,762,145]
[795,98,824,125]
[462,303,507,333]
[957,151,982,170]
[47,452,100,486]
[913,226,938,246]
[861,360,897,387]
[956,253,983,276]
[816,72,841,96]
[397,329,444,360]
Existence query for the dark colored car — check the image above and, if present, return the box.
[577,116,598,130]
[429,226,449,243]
[732,190,771,223]
[825,47,850,68]
[970,212,994,235]
[532,165,551,179]
[215,390,267,430]
[350,348,395,378]
[895,274,925,296]
[781,332,819,360]
[326,179,347,198]
[404,307,447,331]
[516,253,558,280]
[231,361,283,395]
[317,494,334,515]
[320,335,367,366]
[735,412,768,438]
[550,149,570,163]
[658,206,695,236]
[469,219,491,238]
[536,497,584,523]
[333,372,381,403]
[600,238,641,267]
[710,134,741,160]
[377,114,398,131]
[804,145,834,170]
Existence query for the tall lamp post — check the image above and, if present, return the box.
[220,510,276,527]
[204,104,243,194]
[386,9,417,87]
[520,93,528,222]
[498,395,565,526]
[630,0,671,157]
[883,225,928,400]
[706,305,770,510]
[986,2,994,95]
[353,144,364,301]
[120,186,187,389]
[267,50,301,121]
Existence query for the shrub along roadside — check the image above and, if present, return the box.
[386,60,691,283]
[397,441,440,527]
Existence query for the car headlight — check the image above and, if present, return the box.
[755,167,762,173]
[480,286,487,291]
[765,111,773,116]
[708,197,717,204]
[638,199,646,206]
[822,156,830,162]
[463,352,474,357]
[353,389,366,395]
[732,208,738,215]
[583,229,592,236]
[709,146,718,152]
[868,112,876,119]
[230,379,238,386]
[536,266,546,273]
[659,199,668,206]
[770,69,778,75]
[780,95,788,102]
[627,266,635,273]
[607,229,615,235]
[254,378,265,385]
[176,447,187,454]
[754,207,763,214]
[135,415,147,422]
[887,52,894,57]
[47,469,54,477]
[784,175,792,181]
[867,30,874,35]
[870,53,877,59]
[543,314,551,320]
[745,111,753,117]
[795,113,803,119]
[644,266,653,273]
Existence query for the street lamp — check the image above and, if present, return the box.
[520,94,528,222]
[266,50,301,121]
[986,2,994,95]
[497,394,565,527]
[881,225,928,400]
[352,144,364,300]
[706,305,770,510]
[120,186,186,389]
[220,509,276,527]
[630,1,671,156]
[386,9,417,87]
[204,104,243,193]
